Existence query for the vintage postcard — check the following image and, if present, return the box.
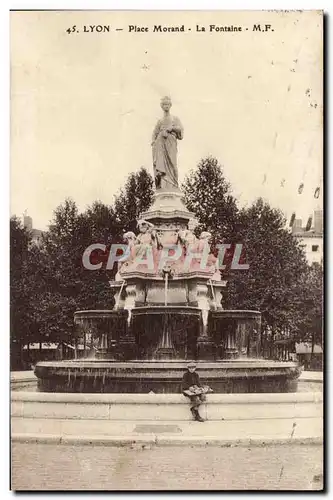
[10,10,323,491]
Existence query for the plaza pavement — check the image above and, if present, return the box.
[11,442,323,490]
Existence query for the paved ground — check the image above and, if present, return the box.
[11,442,323,491]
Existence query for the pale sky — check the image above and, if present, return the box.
[10,10,323,230]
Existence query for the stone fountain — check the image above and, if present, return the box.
[35,96,301,393]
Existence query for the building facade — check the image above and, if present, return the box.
[23,215,44,246]
[292,209,323,266]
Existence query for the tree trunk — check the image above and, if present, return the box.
[74,338,77,360]
[311,330,315,370]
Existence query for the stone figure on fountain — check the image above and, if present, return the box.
[198,231,212,251]
[151,96,183,190]
[178,218,199,254]
[116,220,166,276]
[135,219,160,255]
[115,231,137,279]
[198,231,219,274]
[117,220,160,274]
[123,231,137,253]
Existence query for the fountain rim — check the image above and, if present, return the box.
[73,308,262,319]
[209,309,261,318]
[131,305,202,316]
[34,359,300,369]
[74,309,128,319]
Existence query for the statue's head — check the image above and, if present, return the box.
[200,231,212,242]
[188,218,198,231]
[137,219,153,233]
[123,231,136,243]
[160,96,172,112]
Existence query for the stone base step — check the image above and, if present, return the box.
[12,392,323,421]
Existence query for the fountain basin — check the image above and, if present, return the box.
[34,359,301,394]
[36,307,301,393]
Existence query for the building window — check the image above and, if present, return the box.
[312,245,319,252]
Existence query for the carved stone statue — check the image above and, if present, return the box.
[123,231,137,259]
[198,231,212,250]
[198,231,220,277]
[151,96,183,190]
[135,219,158,257]
[178,219,199,254]
[116,231,137,278]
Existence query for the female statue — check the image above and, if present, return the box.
[135,220,159,256]
[116,231,137,279]
[151,96,183,190]
[178,219,199,254]
[198,231,220,278]
[123,231,137,260]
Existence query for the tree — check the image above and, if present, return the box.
[183,158,315,343]
[77,169,154,308]
[18,169,154,348]
[10,168,154,353]
[76,201,118,309]
[10,217,36,367]
[114,167,154,234]
[182,156,239,244]
[227,198,310,337]
[30,199,83,344]
[35,199,116,342]
[83,200,116,244]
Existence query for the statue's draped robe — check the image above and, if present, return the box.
[152,115,183,189]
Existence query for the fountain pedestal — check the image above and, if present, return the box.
[154,348,175,360]
[197,338,215,360]
[224,348,239,359]
[197,306,215,359]
[118,337,137,360]
[224,328,239,359]
[154,313,176,360]
[95,334,116,360]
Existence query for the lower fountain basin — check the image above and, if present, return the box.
[34,359,301,394]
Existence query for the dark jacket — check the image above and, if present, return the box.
[181,370,201,392]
